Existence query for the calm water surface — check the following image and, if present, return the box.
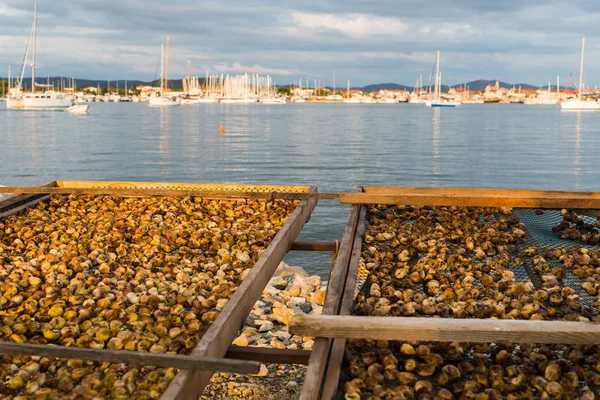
[2,103,600,276]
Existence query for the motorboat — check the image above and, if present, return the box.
[66,104,89,114]
[148,97,180,107]
[260,97,286,104]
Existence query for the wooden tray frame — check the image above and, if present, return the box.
[300,186,600,400]
[0,180,317,400]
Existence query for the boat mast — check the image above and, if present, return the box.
[31,0,38,94]
[333,70,336,94]
[579,36,585,99]
[435,50,440,101]
[165,37,170,92]
[160,44,164,96]
[186,60,191,94]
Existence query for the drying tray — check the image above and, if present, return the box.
[0,180,317,400]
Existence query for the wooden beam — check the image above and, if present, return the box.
[300,188,363,400]
[362,186,600,198]
[0,341,260,374]
[56,180,311,193]
[290,315,600,345]
[340,192,600,209]
[161,189,317,400]
[0,186,339,201]
[321,206,367,400]
[290,242,338,252]
[225,347,311,365]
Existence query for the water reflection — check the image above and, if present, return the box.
[159,107,171,169]
[431,108,441,177]
[30,112,42,178]
[574,111,582,189]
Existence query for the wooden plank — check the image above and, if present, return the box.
[0,186,339,201]
[340,192,600,209]
[161,189,318,400]
[0,341,259,374]
[362,186,600,197]
[321,206,367,400]
[299,189,363,400]
[289,315,600,345]
[57,180,311,192]
[225,347,311,365]
[290,242,338,252]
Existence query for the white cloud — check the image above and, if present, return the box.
[212,63,299,76]
[3,0,600,85]
[291,12,407,38]
[0,5,29,17]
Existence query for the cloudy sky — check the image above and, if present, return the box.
[1,0,600,87]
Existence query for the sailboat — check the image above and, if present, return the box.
[561,37,600,111]
[7,0,72,111]
[425,51,461,108]
[342,81,360,103]
[149,37,180,107]
[409,75,426,104]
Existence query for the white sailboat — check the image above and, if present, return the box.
[342,81,360,103]
[7,0,72,111]
[561,37,600,111]
[409,75,426,104]
[149,38,180,107]
[259,76,286,104]
[425,51,460,108]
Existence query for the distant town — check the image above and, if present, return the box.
[0,76,588,105]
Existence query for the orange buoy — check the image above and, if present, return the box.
[219,125,225,135]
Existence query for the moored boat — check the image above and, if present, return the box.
[66,104,89,114]
[260,97,286,104]
[196,97,220,103]
[425,51,460,108]
[148,38,180,107]
[7,0,73,111]
[148,97,180,107]
[561,37,600,111]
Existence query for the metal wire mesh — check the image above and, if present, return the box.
[342,205,600,399]
[354,206,600,312]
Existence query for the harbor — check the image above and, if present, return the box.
[0,0,597,109]
[0,78,592,106]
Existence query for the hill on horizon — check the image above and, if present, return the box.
[451,79,539,91]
